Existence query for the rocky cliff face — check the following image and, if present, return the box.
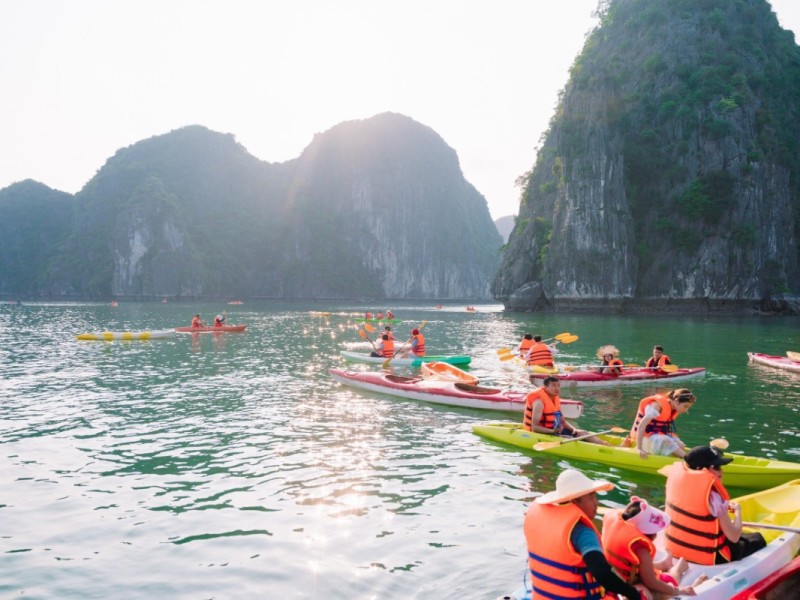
[493,0,800,314]
[2,114,501,300]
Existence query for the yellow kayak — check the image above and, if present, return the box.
[472,422,800,490]
[77,329,175,341]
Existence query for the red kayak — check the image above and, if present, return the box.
[530,366,706,388]
[329,368,583,417]
[731,555,800,599]
[175,325,247,333]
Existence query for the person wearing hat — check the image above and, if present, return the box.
[594,345,623,376]
[664,445,766,565]
[626,389,696,458]
[524,469,641,600]
[213,314,225,328]
[602,497,705,598]
[408,328,425,357]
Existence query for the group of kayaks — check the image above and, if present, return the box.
[76,324,247,340]
[333,341,800,598]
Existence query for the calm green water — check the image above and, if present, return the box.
[1,301,798,598]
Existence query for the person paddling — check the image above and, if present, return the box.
[213,314,225,328]
[646,345,672,370]
[191,314,204,328]
[523,377,609,445]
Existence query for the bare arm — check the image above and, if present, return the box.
[718,500,742,543]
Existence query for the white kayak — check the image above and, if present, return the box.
[76,329,175,341]
[329,368,583,417]
[499,479,800,600]
[748,352,800,373]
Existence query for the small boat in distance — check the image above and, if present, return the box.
[227,300,244,305]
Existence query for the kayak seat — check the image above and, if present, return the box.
[386,375,422,384]
[454,383,501,394]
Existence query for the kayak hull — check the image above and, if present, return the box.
[749,352,800,373]
[329,369,582,417]
[175,325,247,333]
[730,555,800,599]
[472,422,800,489]
[77,329,175,341]
[501,480,800,600]
[420,361,479,385]
[340,350,471,367]
[530,366,706,387]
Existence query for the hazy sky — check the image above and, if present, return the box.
[1,1,799,220]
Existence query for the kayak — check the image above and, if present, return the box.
[787,350,800,362]
[530,366,706,388]
[730,555,800,599]
[77,329,175,341]
[354,318,402,324]
[501,355,560,374]
[749,352,800,373]
[329,369,583,417]
[472,422,800,489]
[501,480,800,600]
[420,361,479,385]
[340,350,471,367]
[174,325,247,333]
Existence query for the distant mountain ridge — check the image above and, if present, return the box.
[0,113,502,300]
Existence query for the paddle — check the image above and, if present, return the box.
[533,427,627,451]
[496,333,574,356]
[364,323,376,333]
[563,363,640,372]
[382,321,426,368]
[358,329,378,353]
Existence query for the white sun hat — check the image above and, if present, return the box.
[627,496,670,534]
[535,469,614,504]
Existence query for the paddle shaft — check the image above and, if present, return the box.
[534,427,626,451]
[742,521,800,533]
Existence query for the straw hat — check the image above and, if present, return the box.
[596,344,620,360]
[626,496,670,534]
[535,469,614,504]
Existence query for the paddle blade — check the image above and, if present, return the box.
[608,427,628,434]
[661,364,679,372]
[533,441,561,451]
[657,464,674,477]
[625,363,641,368]
[499,353,517,361]
[359,330,367,339]
[553,333,572,341]
[496,348,513,355]
[364,323,376,333]
[559,335,579,344]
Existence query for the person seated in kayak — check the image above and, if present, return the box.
[602,496,707,599]
[377,311,384,320]
[191,314,204,328]
[595,344,623,375]
[518,333,535,359]
[664,445,766,566]
[646,345,672,369]
[213,314,225,328]
[525,468,642,600]
[523,377,609,444]
[383,325,395,340]
[371,334,394,358]
[386,310,395,320]
[408,328,425,357]
[526,335,557,367]
[626,388,695,458]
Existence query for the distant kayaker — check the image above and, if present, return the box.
[646,345,672,369]
[523,377,608,444]
[526,335,557,367]
[371,334,394,358]
[386,309,395,319]
[213,314,225,328]
[626,389,695,458]
[595,344,623,375]
[383,325,395,340]
[377,311,384,320]
[602,496,706,597]
[408,328,425,357]
[524,468,641,600]
[664,445,766,565]
[191,314,204,328]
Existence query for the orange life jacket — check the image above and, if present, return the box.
[191,317,202,328]
[410,333,425,356]
[630,395,676,438]
[664,462,731,565]
[527,342,554,366]
[523,388,562,431]
[601,510,656,584]
[381,339,395,358]
[646,355,671,368]
[525,501,606,599]
[602,359,624,375]
[519,338,534,357]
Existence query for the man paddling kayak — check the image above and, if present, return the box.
[523,377,609,445]
[646,345,672,369]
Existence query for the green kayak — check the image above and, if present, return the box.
[472,422,800,490]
